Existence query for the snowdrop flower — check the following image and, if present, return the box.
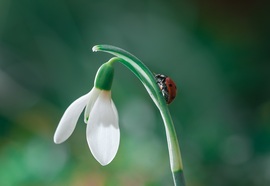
[54,63,120,166]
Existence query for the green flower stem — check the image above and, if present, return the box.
[173,170,185,186]
[159,104,183,171]
[159,105,185,186]
[93,45,186,186]
[107,57,159,107]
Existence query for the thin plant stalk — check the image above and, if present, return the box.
[93,45,186,186]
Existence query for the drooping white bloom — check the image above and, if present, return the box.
[86,90,119,165]
[54,87,120,166]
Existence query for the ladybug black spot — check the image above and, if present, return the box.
[169,84,173,87]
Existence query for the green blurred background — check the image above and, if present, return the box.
[0,0,269,185]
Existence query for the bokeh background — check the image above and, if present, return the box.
[0,0,270,185]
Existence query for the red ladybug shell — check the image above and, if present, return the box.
[155,74,177,104]
[165,77,177,104]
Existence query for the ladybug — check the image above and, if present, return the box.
[155,74,177,104]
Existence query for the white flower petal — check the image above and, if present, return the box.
[84,88,101,123]
[111,99,118,122]
[54,92,91,144]
[86,91,120,166]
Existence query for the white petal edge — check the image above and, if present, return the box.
[84,88,101,123]
[86,91,120,166]
[54,92,91,144]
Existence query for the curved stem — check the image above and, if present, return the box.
[94,45,160,106]
[107,57,159,107]
[94,45,186,186]
[159,105,183,172]
[159,105,185,186]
